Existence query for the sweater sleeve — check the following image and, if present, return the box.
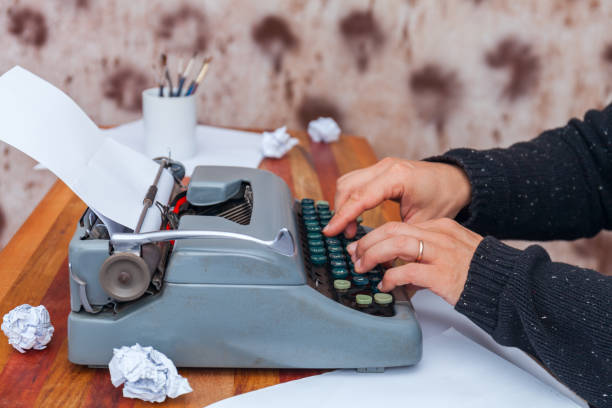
[426,105,612,240]
[457,236,612,407]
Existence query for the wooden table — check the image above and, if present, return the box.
[0,131,399,407]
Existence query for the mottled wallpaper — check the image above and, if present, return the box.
[0,0,611,274]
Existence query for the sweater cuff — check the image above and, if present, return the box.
[424,149,510,232]
[454,236,523,334]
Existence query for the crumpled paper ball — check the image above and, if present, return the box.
[109,343,193,403]
[261,126,299,158]
[1,304,54,353]
[307,117,341,143]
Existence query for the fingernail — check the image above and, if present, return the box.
[377,282,383,291]
[347,242,356,253]
[354,258,362,270]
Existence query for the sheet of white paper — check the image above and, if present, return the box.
[209,328,579,408]
[409,290,587,406]
[101,120,263,175]
[0,66,173,232]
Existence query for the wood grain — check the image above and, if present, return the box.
[0,133,390,407]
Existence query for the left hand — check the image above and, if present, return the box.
[346,218,483,306]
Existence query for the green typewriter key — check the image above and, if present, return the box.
[325,238,341,246]
[307,232,323,240]
[328,245,343,254]
[367,271,381,280]
[301,198,314,205]
[304,221,321,231]
[308,239,324,248]
[329,253,345,262]
[310,254,327,266]
[306,224,321,233]
[330,259,346,268]
[356,294,373,308]
[319,219,329,228]
[309,246,325,255]
[374,293,393,305]
[352,275,369,286]
[350,269,362,277]
[333,279,351,292]
[369,275,381,285]
[318,212,332,219]
[331,267,349,279]
[302,208,316,216]
[316,200,329,208]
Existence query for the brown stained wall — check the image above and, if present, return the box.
[0,0,611,273]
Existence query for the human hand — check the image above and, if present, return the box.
[323,158,471,238]
[346,218,483,306]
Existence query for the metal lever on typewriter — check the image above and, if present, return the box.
[110,227,295,257]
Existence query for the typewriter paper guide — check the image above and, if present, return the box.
[0,66,174,233]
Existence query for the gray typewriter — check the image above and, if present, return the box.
[67,160,422,371]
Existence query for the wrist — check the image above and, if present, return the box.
[443,163,472,215]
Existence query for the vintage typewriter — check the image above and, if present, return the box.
[67,160,422,371]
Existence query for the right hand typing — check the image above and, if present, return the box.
[323,158,472,238]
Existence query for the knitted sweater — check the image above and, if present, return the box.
[428,105,612,408]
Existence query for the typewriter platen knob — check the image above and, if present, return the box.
[99,253,152,302]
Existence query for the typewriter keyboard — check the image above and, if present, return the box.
[297,198,395,317]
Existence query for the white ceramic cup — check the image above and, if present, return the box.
[142,87,196,161]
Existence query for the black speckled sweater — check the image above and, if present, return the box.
[428,105,612,408]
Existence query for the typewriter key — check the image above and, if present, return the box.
[369,275,381,286]
[367,271,381,280]
[316,200,329,208]
[329,253,345,261]
[352,275,369,287]
[301,198,315,205]
[328,245,343,253]
[310,254,327,266]
[302,208,316,216]
[308,239,324,247]
[333,279,351,291]
[330,259,346,268]
[303,214,318,222]
[306,224,321,233]
[350,269,362,277]
[307,232,323,240]
[356,294,373,308]
[325,238,341,246]
[309,246,325,255]
[374,293,393,305]
[331,267,349,279]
